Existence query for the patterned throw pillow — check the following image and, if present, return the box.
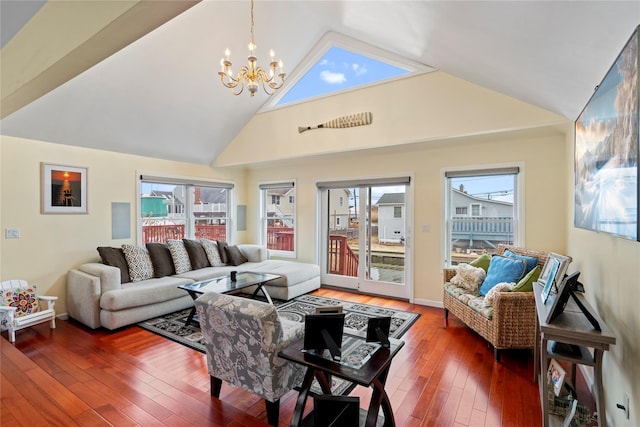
[121,244,154,282]
[2,287,39,317]
[166,239,192,274]
[200,239,225,267]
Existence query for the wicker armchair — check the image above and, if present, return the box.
[443,244,557,361]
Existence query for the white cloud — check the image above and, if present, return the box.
[319,59,328,66]
[352,63,368,76]
[320,70,346,84]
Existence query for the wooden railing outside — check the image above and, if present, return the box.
[266,227,294,251]
[328,235,358,277]
[142,224,185,243]
[142,224,227,244]
[195,225,227,241]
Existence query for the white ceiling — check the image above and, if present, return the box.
[1,1,638,166]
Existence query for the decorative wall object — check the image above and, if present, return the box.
[298,112,373,133]
[574,26,639,241]
[41,163,88,214]
[111,202,131,239]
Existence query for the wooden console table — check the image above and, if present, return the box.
[533,282,616,426]
[279,332,404,427]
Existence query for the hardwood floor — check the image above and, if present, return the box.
[1,288,545,426]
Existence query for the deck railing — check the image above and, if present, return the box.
[328,235,358,277]
[266,227,294,251]
[142,224,227,244]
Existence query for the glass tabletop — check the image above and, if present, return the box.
[178,272,280,294]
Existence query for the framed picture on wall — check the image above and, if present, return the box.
[41,163,88,214]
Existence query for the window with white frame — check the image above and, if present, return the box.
[139,175,232,244]
[445,167,519,266]
[260,181,295,256]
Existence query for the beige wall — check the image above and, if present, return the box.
[217,71,566,167]
[245,128,569,304]
[0,136,246,315]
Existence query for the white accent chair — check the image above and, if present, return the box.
[0,280,57,342]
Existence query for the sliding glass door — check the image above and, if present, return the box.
[319,178,411,299]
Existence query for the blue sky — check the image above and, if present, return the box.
[277,46,409,105]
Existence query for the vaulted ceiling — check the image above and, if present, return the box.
[1,1,638,166]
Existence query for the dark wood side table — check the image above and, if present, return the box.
[533,282,616,426]
[279,332,404,427]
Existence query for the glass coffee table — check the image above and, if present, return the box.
[178,272,280,326]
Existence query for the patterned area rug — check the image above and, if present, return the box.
[137,294,419,395]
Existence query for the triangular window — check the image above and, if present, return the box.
[261,32,434,110]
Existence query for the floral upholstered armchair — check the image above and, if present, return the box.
[194,292,306,426]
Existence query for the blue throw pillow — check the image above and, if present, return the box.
[504,249,539,275]
[479,255,526,296]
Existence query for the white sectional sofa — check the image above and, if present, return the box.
[67,243,320,330]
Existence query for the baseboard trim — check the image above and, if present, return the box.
[413,298,443,308]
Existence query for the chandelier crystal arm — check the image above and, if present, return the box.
[218,0,285,97]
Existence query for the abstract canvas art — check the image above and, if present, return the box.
[575,26,639,241]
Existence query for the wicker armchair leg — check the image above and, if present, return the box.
[494,348,500,362]
[444,308,449,328]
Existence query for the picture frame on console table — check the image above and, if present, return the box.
[41,163,88,214]
[539,252,570,301]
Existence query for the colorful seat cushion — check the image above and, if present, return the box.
[467,294,493,319]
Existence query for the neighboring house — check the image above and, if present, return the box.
[266,187,294,227]
[377,193,405,244]
[450,186,514,249]
[328,188,351,230]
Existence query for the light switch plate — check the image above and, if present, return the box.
[5,228,20,239]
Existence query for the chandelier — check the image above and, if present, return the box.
[218,0,285,96]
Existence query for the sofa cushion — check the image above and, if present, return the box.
[216,240,230,264]
[467,295,494,320]
[226,245,248,266]
[97,246,130,283]
[167,239,192,274]
[479,255,526,296]
[122,244,154,282]
[200,239,225,267]
[512,265,541,292]
[503,250,539,275]
[450,263,486,292]
[100,276,193,311]
[444,282,478,305]
[146,243,176,278]
[183,239,210,270]
[469,253,491,273]
[247,260,320,288]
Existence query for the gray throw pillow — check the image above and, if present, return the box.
[216,240,230,264]
[146,243,176,278]
[97,246,131,283]
[183,239,210,270]
[225,245,248,266]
